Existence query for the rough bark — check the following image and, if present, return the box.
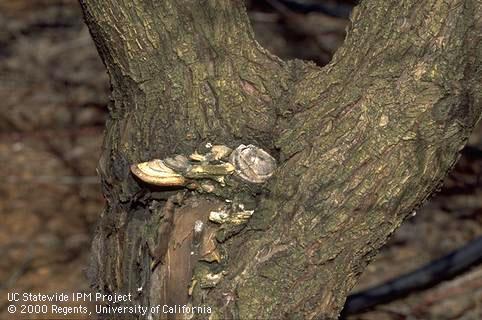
[79,0,482,319]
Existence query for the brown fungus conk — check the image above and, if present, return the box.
[130,159,186,186]
[229,144,277,184]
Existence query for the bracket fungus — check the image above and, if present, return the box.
[130,159,186,186]
[229,144,276,184]
[130,144,276,187]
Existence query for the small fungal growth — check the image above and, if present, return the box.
[199,271,227,289]
[208,209,254,225]
[208,211,230,224]
[210,145,232,161]
[229,144,276,184]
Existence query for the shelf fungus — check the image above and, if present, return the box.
[130,159,186,186]
[131,144,276,187]
[230,144,276,184]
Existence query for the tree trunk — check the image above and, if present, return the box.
[79,0,482,319]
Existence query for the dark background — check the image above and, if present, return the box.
[0,1,481,319]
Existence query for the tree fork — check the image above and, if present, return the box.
[80,0,482,319]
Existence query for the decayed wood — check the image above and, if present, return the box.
[80,0,482,319]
